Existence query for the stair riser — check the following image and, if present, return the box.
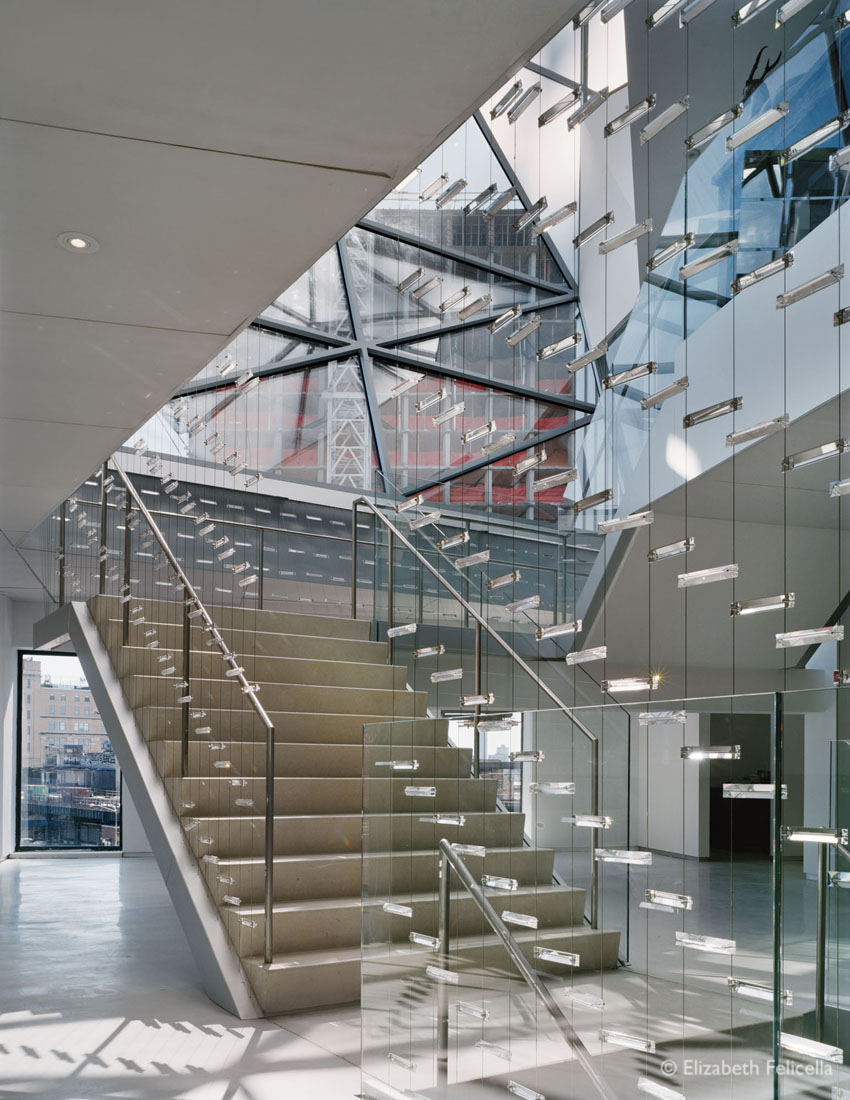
[172,777,499,816]
[100,620,386,664]
[116,648,407,691]
[201,848,556,905]
[91,594,371,639]
[123,677,428,717]
[226,887,586,955]
[137,709,450,745]
[152,741,472,780]
[248,958,360,1014]
[186,812,526,858]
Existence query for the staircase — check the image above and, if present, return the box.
[83,593,619,1016]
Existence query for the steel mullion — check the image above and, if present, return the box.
[177,345,361,399]
[371,348,595,414]
[356,217,566,296]
[375,292,577,348]
[525,61,586,94]
[249,315,352,348]
[402,415,593,496]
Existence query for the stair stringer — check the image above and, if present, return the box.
[32,601,262,1020]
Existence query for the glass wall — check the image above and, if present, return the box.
[17,652,121,850]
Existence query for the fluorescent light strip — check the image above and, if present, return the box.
[410,511,441,529]
[435,177,467,208]
[647,232,694,271]
[687,105,743,149]
[775,625,844,647]
[574,0,608,24]
[530,781,576,795]
[420,173,449,201]
[431,668,463,683]
[514,196,547,232]
[676,930,736,954]
[455,550,490,569]
[829,477,850,496]
[678,563,738,587]
[574,488,613,514]
[574,211,614,249]
[727,102,789,152]
[533,469,577,493]
[648,0,688,24]
[505,315,541,346]
[411,275,443,300]
[681,745,741,760]
[599,219,653,255]
[568,88,610,131]
[513,449,546,476]
[726,413,788,446]
[461,421,496,443]
[645,889,693,909]
[460,693,495,706]
[534,946,580,965]
[724,783,787,799]
[440,287,469,312]
[639,710,688,724]
[438,531,469,550]
[414,644,445,658]
[416,389,446,412]
[393,166,421,192]
[830,145,850,172]
[507,1082,544,1100]
[395,494,423,513]
[599,1030,656,1053]
[488,570,520,590]
[396,268,424,293]
[482,874,518,890]
[781,112,850,163]
[779,1033,843,1062]
[432,401,465,426]
[483,186,518,219]
[601,676,660,693]
[783,438,848,470]
[566,645,607,666]
[464,183,498,215]
[640,375,689,410]
[640,97,690,143]
[562,813,613,828]
[539,90,581,126]
[605,96,656,137]
[510,749,544,762]
[538,332,581,360]
[489,306,520,333]
[732,0,774,23]
[729,977,792,1004]
[598,509,653,534]
[731,592,794,615]
[683,396,742,428]
[507,83,542,124]
[680,0,717,19]
[502,910,538,929]
[481,432,517,454]
[531,202,577,236]
[506,594,540,613]
[536,619,582,640]
[491,81,523,120]
[777,265,844,309]
[602,361,656,390]
[680,240,739,279]
[601,0,636,20]
[568,341,608,374]
[731,249,794,292]
[386,623,417,638]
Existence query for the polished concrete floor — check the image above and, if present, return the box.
[0,857,362,1099]
[1,855,845,1100]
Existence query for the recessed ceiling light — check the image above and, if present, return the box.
[57,232,99,253]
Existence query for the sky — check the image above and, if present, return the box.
[23,652,88,688]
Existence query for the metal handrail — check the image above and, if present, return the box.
[111,455,277,965]
[437,840,618,1100]
[351,495,602,927]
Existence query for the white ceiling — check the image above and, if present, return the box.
[0,0,575,599]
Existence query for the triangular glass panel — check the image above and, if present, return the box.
[259,246,353,339]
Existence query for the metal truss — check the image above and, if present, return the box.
[176,121,590,499]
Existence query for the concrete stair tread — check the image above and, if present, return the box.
[117,644,407,676]
[202,845,545,869]
[226,883,584,918]
[187,807,509,823]
[102,618,384,651]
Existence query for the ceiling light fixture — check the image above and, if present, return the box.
[58,231,99,253]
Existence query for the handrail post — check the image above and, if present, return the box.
[258,529,265,611]
[264,722,276,965]
[122,492,131,645]
[386,529,394,664]
[816,842,827,1040]
[351,501,359,620]
[473,621,482,778]
[590,738,599,929]
[58,501,66,607]
[98,462,109,594]
[181,593,191,779]
[771,691,784,1100]
[437,847,451,1085]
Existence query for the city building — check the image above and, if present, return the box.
[1,2,849,1099]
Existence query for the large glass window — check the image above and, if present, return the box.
[17,653,121,850]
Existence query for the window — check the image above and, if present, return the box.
[25,694,30,704]
[74,708,79,716]
[84,708,90,716]
[17,651,120,851]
